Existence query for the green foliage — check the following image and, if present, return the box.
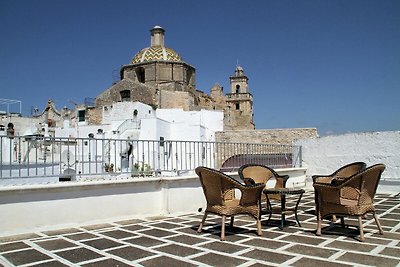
[132,162,152,177]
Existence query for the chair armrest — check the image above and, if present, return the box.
[243,177,256,185]
[314,181,362,204]
[312,175,334,184]
[313,182,342,204]
[238,183,265,206]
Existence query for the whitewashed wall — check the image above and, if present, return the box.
[0,168,306,236]
[295,131,400,179]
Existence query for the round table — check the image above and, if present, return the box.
[263,188,305,229]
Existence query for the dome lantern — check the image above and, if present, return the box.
[150,26,165,47]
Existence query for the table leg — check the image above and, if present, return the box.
[294,192,304,227]
[280,194,286,230]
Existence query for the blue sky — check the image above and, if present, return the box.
[1,0,399,136]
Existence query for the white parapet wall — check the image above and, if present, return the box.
[295,131,400,192]
[0,168,306,236]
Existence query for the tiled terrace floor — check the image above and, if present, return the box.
[0,191,399,267]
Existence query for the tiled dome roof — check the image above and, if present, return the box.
[131,46,182,64]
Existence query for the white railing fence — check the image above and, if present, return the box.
[0,135,302,181]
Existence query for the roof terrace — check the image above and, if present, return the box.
[0,191,399,266]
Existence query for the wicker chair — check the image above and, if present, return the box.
[312,162,367,222]
[313,164,385,241]
[238,164,289,202]
[196,166,265,241]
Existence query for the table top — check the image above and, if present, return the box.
[263,188,305,195]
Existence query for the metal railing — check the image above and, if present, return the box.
[0,135,302,181]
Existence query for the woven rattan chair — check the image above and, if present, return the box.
[312,162,367,222]
[196,166,265,241]
[238,164,289,202]
[313,164,385,241]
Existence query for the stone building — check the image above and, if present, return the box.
[94,26,255,131]
[2,26,317,146]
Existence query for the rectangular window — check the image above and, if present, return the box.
[120,90,131,102]
[78,110,86,122]
[236,103,240,110]
[159,136,165,147]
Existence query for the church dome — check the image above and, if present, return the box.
[131,26,182,64]
[131,46,182,64]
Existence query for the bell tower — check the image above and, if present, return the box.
[224,65,255,130]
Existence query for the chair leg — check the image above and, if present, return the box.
[340,217,345,228]
[358,216,365,241]
[373,213,384,235]
[197,212,208,233]
[230,216,234,228]
[316,211,322,236]
[221,215,226,241]
[256,218,262,236]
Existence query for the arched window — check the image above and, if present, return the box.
[136,67,145,83]
[120,90,131,102]
[236,84,240,93]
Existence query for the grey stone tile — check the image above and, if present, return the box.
[42,228,81,236]
[284,244,339,258]
[140,255,196,267]
[55,247,104,263]
[378,218,400,227]
[241,249,294,264]
[200,240,248,254]
[149,222,182,229]
[99,229,135,239]
[241,238,289,249]
[121,224,149,232]
[166,234,209,245]
[81,223,114,231]
[0,233,41,243]
[192,252,246,267]
[155,243,202,257]
[3,249,51,265]
[175,226,202,235]
[30,260,70,267]
[108,246,155,261]
[361,236,393,245]
[338,252,400,267]
[247,263,275,267]
[0,241,30,252]
[379,246,400,258]
[381,213,400,219]
[328,240,376,252]
[35,238,77,250]
[64,232,98,241]
[145,215,170,221]
[140,228,176,238]
[280,234,326,245]
[165,217,191,224]
[292,257,353,267]
[124,236,165,247]
[81,258,132,267]
[113,219,145,225]
[82,238,125,250]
